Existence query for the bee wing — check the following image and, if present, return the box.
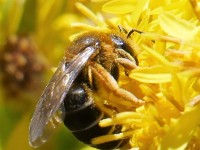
[29,46,95,147]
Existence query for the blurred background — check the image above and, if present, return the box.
[0,0,99,150]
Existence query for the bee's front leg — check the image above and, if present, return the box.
[115,48,138,70]
[115,58,137,70]
[90,62,144,110]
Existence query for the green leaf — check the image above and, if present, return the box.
[18,0,36,33]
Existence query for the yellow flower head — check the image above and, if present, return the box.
[71,0,200,149]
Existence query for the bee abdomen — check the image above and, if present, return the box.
[63,84,125,149]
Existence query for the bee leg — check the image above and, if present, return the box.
[115,48,138,71]
[87,65,93,87]
[116,58,137,70]
[115,48,136,62]
[90,62,144,108]
[118,25,128,34]
[126,29,143,38]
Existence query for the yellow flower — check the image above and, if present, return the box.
[71,0,200,149]
[1,0,200,149]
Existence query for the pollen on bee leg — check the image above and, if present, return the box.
[87,65,93,87]
[90,62,144,108]
[110,88,144,108]
[115,48,136,62]
[116,58,138,70]
[90,62,119,91]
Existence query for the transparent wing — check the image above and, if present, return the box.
[29,46,95,147]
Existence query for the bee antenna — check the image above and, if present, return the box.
[127,29,143,38]
[118,25,128,34]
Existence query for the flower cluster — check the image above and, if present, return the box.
[1,0,200,149]
[71,0,200,149]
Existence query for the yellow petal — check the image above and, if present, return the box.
[141,45,174,69]
[102,0,137,14]
[130,0,149,25]
[99,112,144,127]
[158,12,199,40]
[159,103,200,150]
[129,66,172,83]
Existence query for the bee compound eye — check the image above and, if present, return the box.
[110,35,133,55]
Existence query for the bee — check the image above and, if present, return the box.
[29,30,144,149]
